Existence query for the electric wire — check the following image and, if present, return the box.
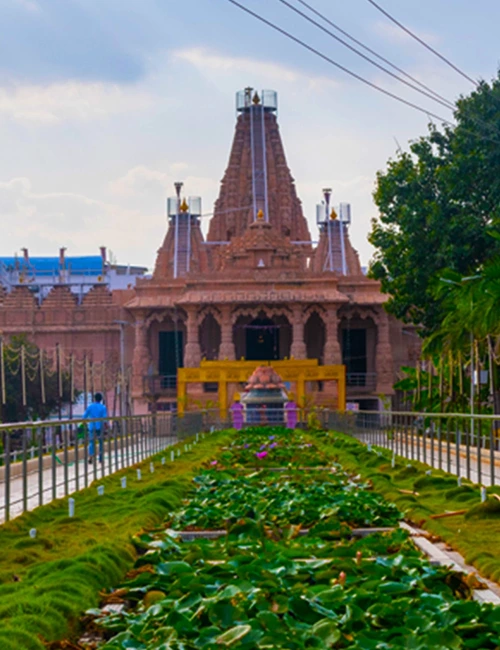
[275,0,454,110]
[365,0,478,86]
[226,0,454,125]
[226,0,500,146]
[293,0,454,107]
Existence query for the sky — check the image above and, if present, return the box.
[2,0,500,269]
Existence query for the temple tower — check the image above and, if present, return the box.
[207,88,311,244]
[153,190,210,279]
[310,191,362,276]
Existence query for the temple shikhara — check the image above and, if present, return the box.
[0,88,419,416]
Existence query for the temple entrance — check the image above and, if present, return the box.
[245,318,280,361]
[159,331,183,386]
[342,328,366,385]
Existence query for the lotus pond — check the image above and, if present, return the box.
[90,427,500,649]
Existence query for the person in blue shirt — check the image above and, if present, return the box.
[84,392,107,463]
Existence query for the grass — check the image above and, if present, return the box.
[0,430,231,648]
[320,431,500,583]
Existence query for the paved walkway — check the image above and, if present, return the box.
[0,436,176,523]
[356,432,500,486]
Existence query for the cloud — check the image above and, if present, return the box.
[0,81,153,123]
[171,47,339,89]
[0,174,158,262]
[109,165,219,201]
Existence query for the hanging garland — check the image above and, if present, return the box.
[0,339,123,413]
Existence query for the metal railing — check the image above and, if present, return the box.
[0,413,177,523]
[346,372,377,389]
[329,410,500,487]
[5,406,498,526]
[143,375,178,396]
[177,406,326,434]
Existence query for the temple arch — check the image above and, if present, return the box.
[233,309,291,361]
[148,312,186,379]
[338,309,377,389]
[304,311,325,363]
[199,312,221,360]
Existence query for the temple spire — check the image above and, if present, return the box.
[153,189,210,279]
[310,196,362,276]
[207,88,311,244]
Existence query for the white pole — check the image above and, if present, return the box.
[173,182,183,279]
[339,216,347,275]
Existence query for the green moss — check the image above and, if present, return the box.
[366,472,391,482]
[395,465,419,479]
[444,486,478,501]
[13,537,53,550]
[413,475,458,490]
[465,498,500,519]
[7,614,55,639]
[464,550,494,564]
[365,456,386,468]
[0,628,45,650]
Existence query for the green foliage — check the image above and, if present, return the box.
[170,430,400,530]
[89,427,498,649]
[369,72,500,334]
[98,527,500,650]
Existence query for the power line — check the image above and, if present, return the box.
[276,0,454,110]
[225,0,454,125]
[293,0,454,108]
[365,0,478,87]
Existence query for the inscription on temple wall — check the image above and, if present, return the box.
[186,290,335,304]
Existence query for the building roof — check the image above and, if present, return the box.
[0,256,103,276]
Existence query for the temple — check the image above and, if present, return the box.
[0,88,419,415]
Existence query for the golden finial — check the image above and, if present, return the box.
[257,209,264,220]
[252,91,261,105]
[330,208,338,220]
[180,198,189,213]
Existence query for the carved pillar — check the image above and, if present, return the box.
[131,311,152,396]
[290,305,306,359]
[183,306,201,367]
[376,310,394,394]
[324,306,342,365]
[219,305,235,360]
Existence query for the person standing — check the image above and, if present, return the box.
[84,392,107,463]
[230,395,244,430]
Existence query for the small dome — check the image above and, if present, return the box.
[245,365,285,391]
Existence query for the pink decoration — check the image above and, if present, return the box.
[285,400,298,429]
[255,451,268,459]
[230,402,244,430]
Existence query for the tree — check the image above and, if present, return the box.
[0,335,72,423]
[369,73,500,335]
